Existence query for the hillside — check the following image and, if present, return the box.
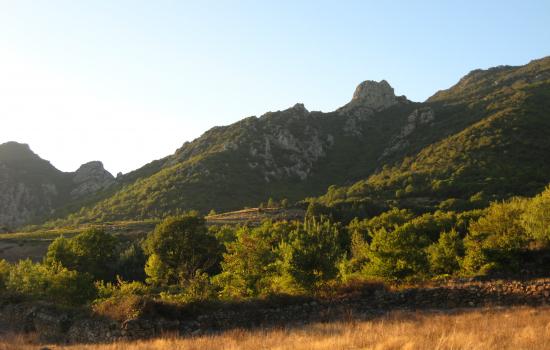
[41,80,422,226]
[0,142,115,230]
[317,57,550,211]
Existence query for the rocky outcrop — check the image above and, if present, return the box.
[380,107,436,159]
[71,161,115,198]
[338,80,405,116]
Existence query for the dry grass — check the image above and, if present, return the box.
[1,306,550,350]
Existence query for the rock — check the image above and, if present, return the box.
[71,161,115,198]
[379,107,436,159]
[338,80,402,115]
[351,80,398,110]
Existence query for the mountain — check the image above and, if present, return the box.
[3,56,550,229]
[45,80,419,225]
[316,56,550,212]
[0,142,115,230]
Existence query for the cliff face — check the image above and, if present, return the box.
[0,142,114,230]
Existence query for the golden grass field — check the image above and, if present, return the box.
[1,306,549,350]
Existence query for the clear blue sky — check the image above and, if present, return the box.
[1,0,549,174]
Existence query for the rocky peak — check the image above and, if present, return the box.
[291,103,308,113]
[337,80,404,116]
[71,161,115,198]
[0,142,40,162]
[350,80,398,110]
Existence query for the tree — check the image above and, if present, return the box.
[45,228,118,281]
[463,198,528,274]
[117,242,147,282]
[143,214,220,286]
[427,229,464,276]
[365,225,430,280]
[280,217,344,291]
[521,186,550,243]
[214,224,282,298]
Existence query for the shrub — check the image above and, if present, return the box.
[93,278,150,321]
[5,260,96,305]
[160,270,216,303]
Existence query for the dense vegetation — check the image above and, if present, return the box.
[2,184,549,318]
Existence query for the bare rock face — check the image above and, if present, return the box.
[379,107,436,159]
[71,161,115,198]
[338,80,399,115]
[351,80,398,110]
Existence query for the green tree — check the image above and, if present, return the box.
[143,214,220,286]
[365,225,429,280]
[463,198,528,274]
[117,242,147,282]
[427,229,464,276]
[214,221,291,298]
[521,186,550,243]
[45,228,118,281]
[280,217,344,291]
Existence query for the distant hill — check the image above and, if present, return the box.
[2,56,550,229]
[0,142,115,230]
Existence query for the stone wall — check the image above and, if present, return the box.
[1,278,549,343]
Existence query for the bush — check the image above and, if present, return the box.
[93,278,150,321]
[4,259,96,305]
[160,270,216,303]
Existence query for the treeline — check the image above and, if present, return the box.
[1,186,549,318]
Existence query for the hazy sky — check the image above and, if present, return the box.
[1,1,549,174]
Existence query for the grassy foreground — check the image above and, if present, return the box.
[2,306,550,350]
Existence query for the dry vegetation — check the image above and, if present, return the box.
[2,306,550,350]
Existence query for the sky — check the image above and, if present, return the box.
[1,1,549,175]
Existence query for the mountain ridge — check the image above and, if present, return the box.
[2,56,549,229]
